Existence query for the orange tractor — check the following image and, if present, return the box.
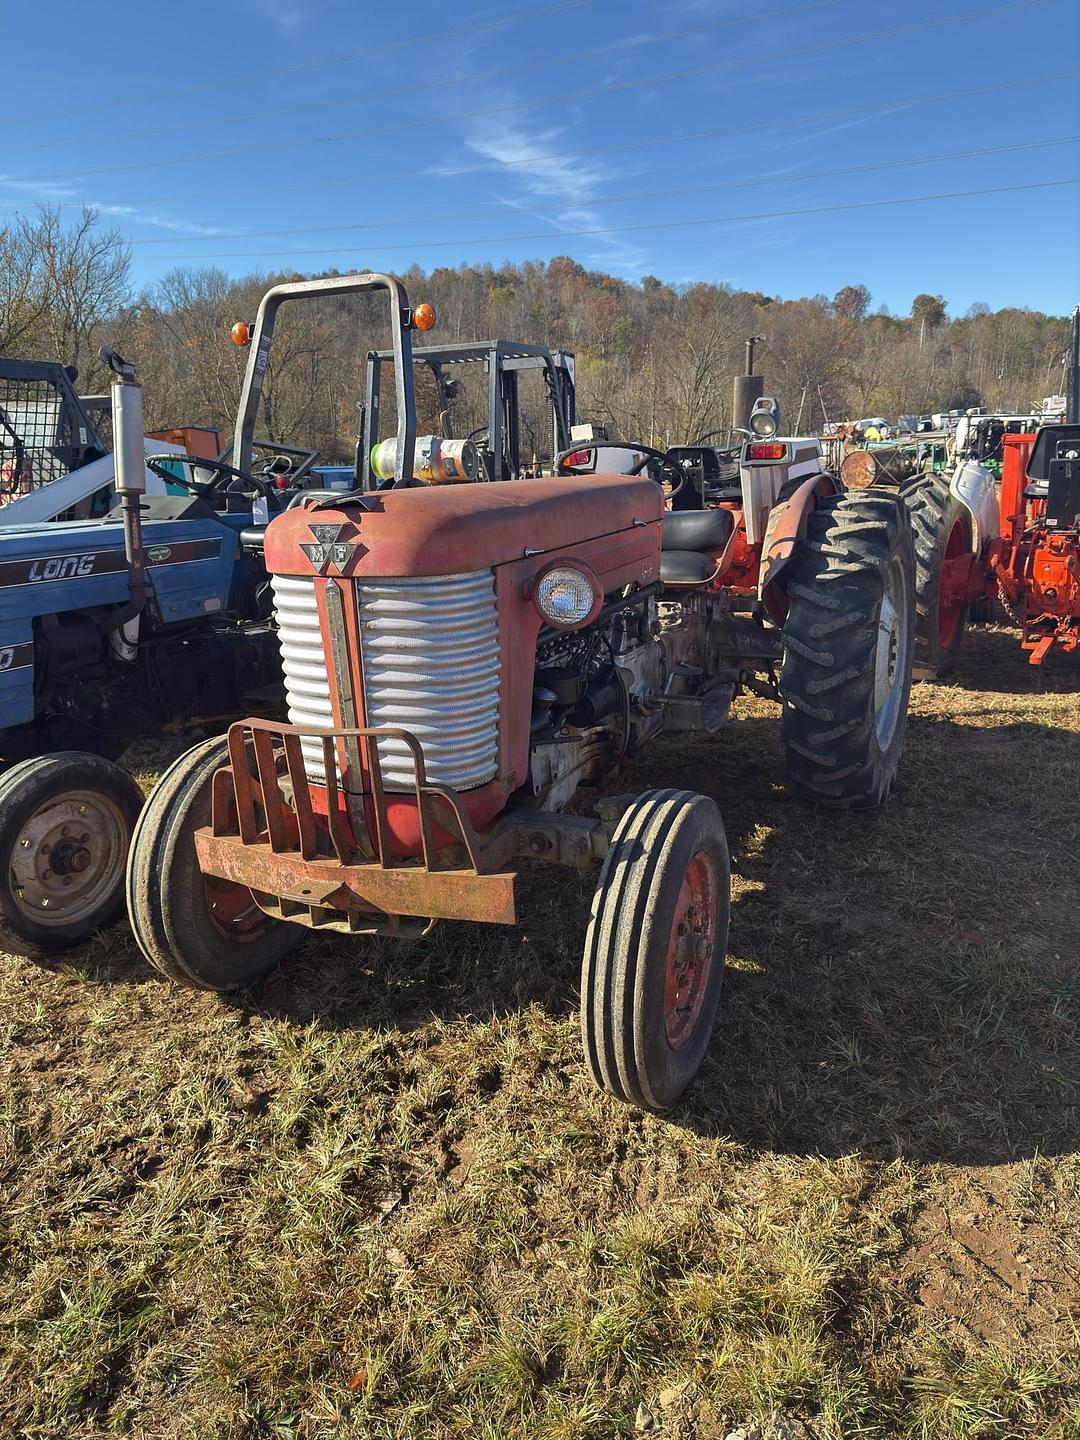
[903,423,1080,671]
[126,273,915,1110]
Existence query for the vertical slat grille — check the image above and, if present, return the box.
[357,570,500,792]
[270,574,333,779]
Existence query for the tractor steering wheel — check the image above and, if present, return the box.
[145,453,278,506]
[556,441,685,499]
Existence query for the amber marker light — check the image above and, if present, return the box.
[412,302,437,332]
[230,321,251,347]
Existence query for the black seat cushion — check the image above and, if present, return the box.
[662,508,734,552]
[239,527,266,549]
[661,550,715,583]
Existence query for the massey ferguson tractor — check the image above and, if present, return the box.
[902,425,1080,672]
[127,272,915,1111]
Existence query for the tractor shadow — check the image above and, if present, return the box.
[246,693,1079,1167]
[939,623,1080,694]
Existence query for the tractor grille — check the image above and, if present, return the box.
[357,570,500,792]
[270,574,334,780]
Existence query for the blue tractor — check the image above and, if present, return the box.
[0,348,287,958]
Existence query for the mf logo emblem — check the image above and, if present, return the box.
[300,523,356,576]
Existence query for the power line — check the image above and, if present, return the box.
[121,136,1080,246]
[0,0,594,130]
[1,0,1055,186]
[135,179,1080,262]
[2,0,848,155]
[4,70,1072,217]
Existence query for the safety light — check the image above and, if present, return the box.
[562,449,593,469]
[749,442,786,460]
[413,302,437,332]
[534,563,601,629]
[749,395,781,438]
[230,321,252,347]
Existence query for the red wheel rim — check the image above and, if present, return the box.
[939,517,968,648]
[663,849,720,1050]
[205,876,272,942]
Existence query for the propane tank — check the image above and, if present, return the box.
[371,434,480,485]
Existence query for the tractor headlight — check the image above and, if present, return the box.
[749,396,781,438]
[533,563,601,629]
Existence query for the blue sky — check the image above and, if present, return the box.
[2,0,1078,314]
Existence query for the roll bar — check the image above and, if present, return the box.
[232,272,418,489]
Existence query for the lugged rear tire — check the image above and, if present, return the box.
[779,489,914,810]
[126,736,303,990]
[900,472,972,676]
[581,789,730,1111]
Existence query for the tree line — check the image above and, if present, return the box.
[1,207,1071,462]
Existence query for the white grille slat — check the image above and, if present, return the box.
[270,574,333,778]
[358,570,500,792]
[271,568,501,795]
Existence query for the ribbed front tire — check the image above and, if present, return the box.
[581,789,730,1111]
[900,472,972,676]
[127,737,302,990]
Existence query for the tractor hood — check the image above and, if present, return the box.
[264,475,663,579]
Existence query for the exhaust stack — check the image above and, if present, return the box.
[100,347,148,645]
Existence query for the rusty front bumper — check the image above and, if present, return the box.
[195,719,518,935]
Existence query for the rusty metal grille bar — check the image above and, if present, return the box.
[222,718,488,875]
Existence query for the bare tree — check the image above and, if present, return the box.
[31,207,131,382]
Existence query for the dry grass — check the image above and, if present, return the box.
[1,626,1078,1439]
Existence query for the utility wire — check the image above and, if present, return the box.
[137,178,1080,262]
[0,0,594,130]
[121,136,1080,246]
[1,0,1056,186]
[3,0,848,154]
[3,70,1071,215]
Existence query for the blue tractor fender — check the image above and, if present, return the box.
[0,515,245,733]
[0,619,35,726]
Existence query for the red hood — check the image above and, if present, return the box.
[264,474,662,578]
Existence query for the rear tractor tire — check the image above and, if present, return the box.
[779,489,914,809]
[901,472,973,676]
[0,752,145,958]
[126,736,303,990]
[581,789,730,1111]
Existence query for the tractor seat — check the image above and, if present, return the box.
[1023,480,1049,500]
[239,527,267,550]
[660,508,734,584]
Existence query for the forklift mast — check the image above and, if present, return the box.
[363,339,576,485]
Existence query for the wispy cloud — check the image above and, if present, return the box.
[229,0,302,35]
[0,175,230,239]
[461,115,652,276]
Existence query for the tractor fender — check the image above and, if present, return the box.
[757,472,842,621]
[949,460,996,555]
[0,620,35,728]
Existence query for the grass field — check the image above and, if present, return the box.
[1,626,1077,1440]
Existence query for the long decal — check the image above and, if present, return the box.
[0,641,33,673]
[0,537,222,589]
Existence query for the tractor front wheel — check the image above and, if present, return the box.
[0,752,145,958]
[126,736,303,990]
[901,472,973,676]
[779,489,914,809]
[581,789,730,1111]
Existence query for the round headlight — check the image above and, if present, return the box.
[750,409,777,437]
[534,565,599,628]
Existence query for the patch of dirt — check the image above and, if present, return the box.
[895,1165,1080,1347]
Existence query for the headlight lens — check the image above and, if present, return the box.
[750,409,777,437]
[535,566,598,627]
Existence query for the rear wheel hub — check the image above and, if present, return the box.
[9,791,127,928]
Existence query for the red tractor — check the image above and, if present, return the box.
[127,274,915,1110]
[903,424,1080,672]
